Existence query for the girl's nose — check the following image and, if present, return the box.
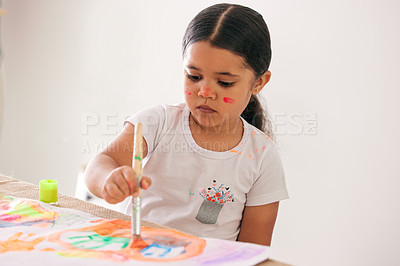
[198,85,215,99]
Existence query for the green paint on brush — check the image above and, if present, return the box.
[134,156,142,161]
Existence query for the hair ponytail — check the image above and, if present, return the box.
[241,95,274,141]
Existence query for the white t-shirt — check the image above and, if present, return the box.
[125,103,288,241]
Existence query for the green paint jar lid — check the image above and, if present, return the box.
[39,179,58,203]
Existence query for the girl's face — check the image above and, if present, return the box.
[183,41,267,130]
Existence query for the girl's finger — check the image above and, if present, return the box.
[114,172,131,197]
[103,182,124,204]
[140,176,152,189]
[120,166,137,194]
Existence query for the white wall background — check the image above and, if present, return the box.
[0,0,399,265]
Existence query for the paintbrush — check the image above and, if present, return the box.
[128,123,148,249]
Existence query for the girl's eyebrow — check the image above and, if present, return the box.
[217,71,239,77]
[186,65,239,77]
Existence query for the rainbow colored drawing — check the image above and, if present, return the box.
[0,198,58,227]
[0,197,270,265]
[48,219,206,262]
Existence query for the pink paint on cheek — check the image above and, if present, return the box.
[223,97,235,104]
[184,88,192,95]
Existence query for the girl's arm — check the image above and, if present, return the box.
[84,123,151,204]
[237,201,280,246]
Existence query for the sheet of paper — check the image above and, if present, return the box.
[0,197,270,265]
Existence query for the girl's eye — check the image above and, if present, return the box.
[219,81,235,87]
[187,74,202,82]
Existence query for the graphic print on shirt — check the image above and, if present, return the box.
[195,180,234,224]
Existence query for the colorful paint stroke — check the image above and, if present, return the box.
[48,219,206,262]
[0,232,46,253]
[223,97,235,104]
[0,197,59,227]
[0,197,270,265]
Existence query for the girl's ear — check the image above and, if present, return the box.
[252,71,271,95]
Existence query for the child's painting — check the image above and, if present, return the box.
[0,196,270,265]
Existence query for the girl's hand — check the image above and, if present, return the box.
[101,165,151,204]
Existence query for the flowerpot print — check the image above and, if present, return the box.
[195,180,234,225]
[195,200,223,224]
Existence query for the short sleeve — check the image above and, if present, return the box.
[124,104,167,155]
[245,144,289,206]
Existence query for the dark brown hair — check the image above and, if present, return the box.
[182,3,274,140]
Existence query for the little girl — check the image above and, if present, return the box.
[85,3,288,246]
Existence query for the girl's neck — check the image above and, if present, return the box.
[189,113,244,152]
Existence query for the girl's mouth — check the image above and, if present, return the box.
[197,105,216,113]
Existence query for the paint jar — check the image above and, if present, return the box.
[39,179,58,204]
[195,200,223,224]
